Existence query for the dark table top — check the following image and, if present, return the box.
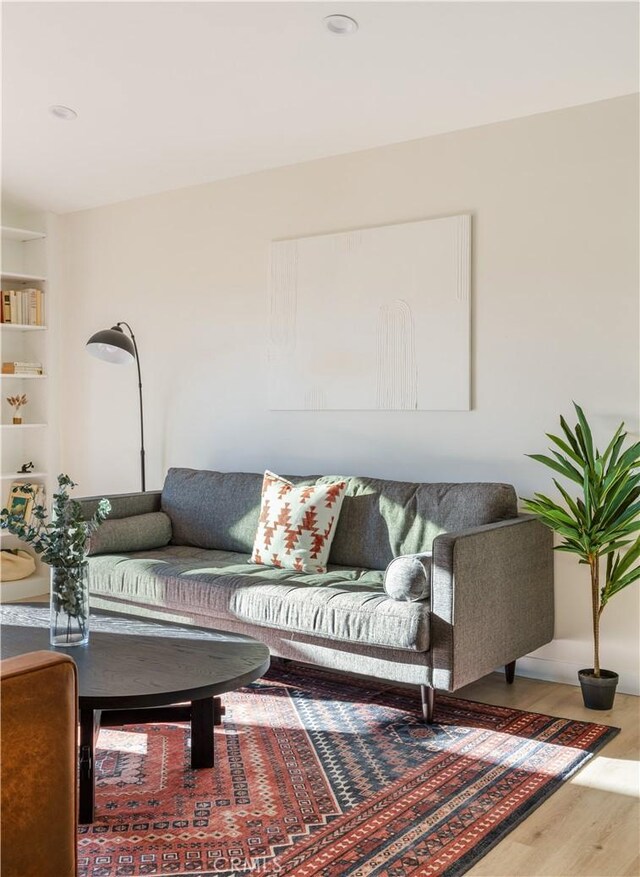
[0,604,270,709]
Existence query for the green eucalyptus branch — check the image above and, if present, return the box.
[0,473,111,569]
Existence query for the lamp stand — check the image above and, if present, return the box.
[118,322,146,492]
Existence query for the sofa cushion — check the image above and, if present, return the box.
[162,468,517,569]
[231,582,429,651]
[320,476,518,569]
[250,471,347,573]
[161,468,318,552]
[384,553,431,602]
[87,546,430,652]
[162,469,263,551]
[88,512,172,556]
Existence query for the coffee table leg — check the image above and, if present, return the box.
[79,708,101,824]
[191,697,215,769]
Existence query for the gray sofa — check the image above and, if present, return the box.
[79,468,554,721]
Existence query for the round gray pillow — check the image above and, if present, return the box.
[88,512,172,556]
[383,553,431,602]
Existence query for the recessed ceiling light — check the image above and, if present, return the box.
[49,105,78,121]
[324,14,359,35]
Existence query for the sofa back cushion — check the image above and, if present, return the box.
[320,476,518,569]
[162,468,517,565]
[161,468,317,553]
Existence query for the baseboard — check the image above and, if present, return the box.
[516,655,639,696]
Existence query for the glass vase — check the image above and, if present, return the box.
[50,564,90,647]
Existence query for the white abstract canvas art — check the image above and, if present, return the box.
[268,214,471,410]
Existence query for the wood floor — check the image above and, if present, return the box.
[10,594,639,875]
[452,672,639,877]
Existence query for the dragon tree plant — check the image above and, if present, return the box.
[523,404,640,690]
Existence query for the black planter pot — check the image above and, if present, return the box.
[578,669,619,710]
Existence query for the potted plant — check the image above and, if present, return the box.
[6,393,28,424]
[0,474,110,646]
[523,403,640,709]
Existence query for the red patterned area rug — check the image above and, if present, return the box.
[78,664,618,877]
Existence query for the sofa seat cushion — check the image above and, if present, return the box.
[230,583,429,652]
[87,546,430,652]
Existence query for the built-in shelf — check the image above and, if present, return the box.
[0,217,53,592]
[1,472,47,480]
[0,271,47,283]
[1,423,48,430]
[1,226,46,242]
[1,374,47,380]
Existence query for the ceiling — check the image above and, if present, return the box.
[2,2,638,215]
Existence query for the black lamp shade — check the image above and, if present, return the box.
[86,325,135,364]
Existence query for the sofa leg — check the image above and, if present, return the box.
[505,660,516,684]
[420,685,435,723]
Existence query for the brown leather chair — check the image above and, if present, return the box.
[1,651,78,877]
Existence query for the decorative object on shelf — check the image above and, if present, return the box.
[523,403,640,710]
[4,481,35,521]
[0,474,111,646]
[6,393,27,423]
[18,461,34,474]
[4,480,46,526]
[86,322,146,492]
[0,548,36,581]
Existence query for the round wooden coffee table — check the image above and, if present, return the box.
[0,604,270,823]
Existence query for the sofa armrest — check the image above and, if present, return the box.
[1,651,78,877]
[78,490,161,520]
[430,515,554,691]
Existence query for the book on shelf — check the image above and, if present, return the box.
[0,288,45,326]
[2,362,44,375]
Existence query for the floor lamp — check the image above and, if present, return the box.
[86,322,146,492]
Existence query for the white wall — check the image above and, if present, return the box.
[60,95,639,693]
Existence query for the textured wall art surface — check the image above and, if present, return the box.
[268,214,471,410]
